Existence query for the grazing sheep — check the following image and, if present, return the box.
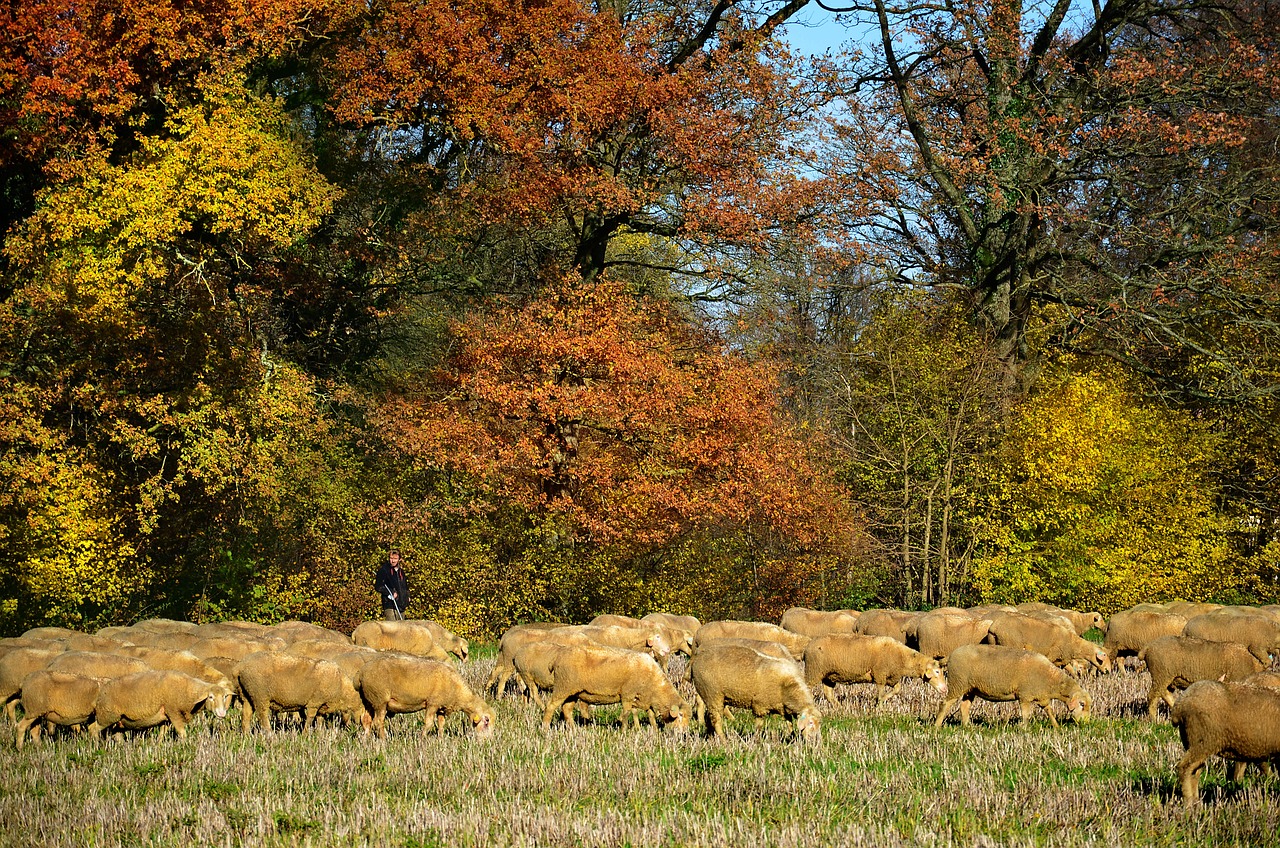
[186,635,286,662]
[193,621,274,640]
[695,621,810,660]
[360,654,494,739]
[114,646,235,690]
[0,647,64,723]
[641,613,701,643]
[485,624,576,699]
[404,620,469,660]
[1057,610,1108,636]
[21,627,82,641]
[934,644,1091,728]
[780,608,861,638]
[689,643,820,741]
[15,671,101,749]
[238,652,370,732]
[914,613,994,664]
[1182,612,1280,666]
[854,610,921,645]
[567,624,672,659]
[133,619,198,634]
[987,612,1111,673]
[540,643,688,732]
[1103,610,1189,667]
[1243,671,1280,691]
[589,615,692,657]
[271,621,352,646]
[47,652,151,681]
[1140,636,1263,720]
[88,670,234,738]
[803,634,947,707]
[1171,679,1280,805]
[351,621,450,661]
[1166,602,1223,619]
[117,629,202,652]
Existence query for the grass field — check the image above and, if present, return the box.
[1,649,1277,847]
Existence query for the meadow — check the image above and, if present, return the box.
[1,649,1277,848]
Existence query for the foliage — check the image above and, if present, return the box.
[970,365,1241,612]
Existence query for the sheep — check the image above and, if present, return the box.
[351,621,450,661]
[485,623,575,699]
[47,633,127,653]
[1171,679,1280,805]
[116,629,202,652]
[853,609,921,645]
[114,646,235,690]
[689,643,820,741]
[1103,609,1189,668]
[21,626,82,641]
[404,619,469,660]
[802,634,946,707]
[539,643,689,732]
[360,654,494,739]
[0,647,64,723]
[1243,671,1280,691]
[779,608,861,638]
[570,624,672,658]
[934,644,1091,728]
[641,613,701,641]
[88,670,234,738]
[237,651,370,732]
[47,651,151,681]
[1057,610,1108,636]
[193,621,274,640]
[15,671,101,749]
[1140,635,1263,720]
[589,615,692,656]
[1166,602,1223,619]
[914,612,994,663]
[986,612,1111,673]
[1182,612,1280,666]
[133,618,198,634]
[186,635,286,662]
[694,620,810,660]
[271,621,352,646]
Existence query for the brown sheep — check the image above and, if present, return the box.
[1171,679,1280,805]
[1103,609,1189,667]
[540,643,689,732]
[1140,636,1264,720]
[186,635,286,662]
[133,619,198,634]
[351,621,450,661]
[569,624,672,658]
[853,609,921,645]
[49,633,127,653]
[193,621,274,640]
[1243,671,1280,691]
[404,619,469,660]
[695,621,810,660]
[271,621,352,646]
[1166,602,1223,619]
[914,613,994,664]
[780,608,861,638]
[0,647,64,723]
[15,671,100,749]
[935,644,1091,728]
[21,627,82,641]
[986,612,1111,673]
[360,654,494,739]
[114,646,236,690]
[589,615,692,657]
[88,670,234,738]
[485,623,575,699]
[689,643,820,741]
[116,629,202,652]
[641,613,701,644]
[238,652,370,732]
[1182,612,1280,666]
[1057,610,1108,636]
[803,634,946,707]
[47,651,151,681]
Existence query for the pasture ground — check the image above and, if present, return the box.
[1,647,1277,847]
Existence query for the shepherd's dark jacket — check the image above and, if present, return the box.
[375,560,410,612]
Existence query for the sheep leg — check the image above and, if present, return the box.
[934,695,959,727]
[1041,700,1059,729]
[876,681,902,709]
[959,697,973,726]
[15,716,35,750]
[1147,684,1168,720]
[823,684,838,705]
[1229,760,1248,783]
[170,712,188,738]
[4,699,17,725]
[705,696,726,738]
[373,706,389,739]
[542,690,570,730]
[1177,749,1210,806]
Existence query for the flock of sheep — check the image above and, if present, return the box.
[3,600,1280,806]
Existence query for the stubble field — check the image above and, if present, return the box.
[1,647,1277,848]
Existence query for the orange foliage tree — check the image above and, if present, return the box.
[369,278,863,626]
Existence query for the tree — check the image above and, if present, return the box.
[367,278,864,620]
[970,364,1240,612]
[821,0,1280,399]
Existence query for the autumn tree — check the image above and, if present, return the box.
[820,0,1280,399]
[970,364,1241,612]
[367,278,863,625]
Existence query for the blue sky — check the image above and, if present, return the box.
[781,5,859,57]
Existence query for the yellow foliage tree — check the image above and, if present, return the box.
[970,366,1240,612]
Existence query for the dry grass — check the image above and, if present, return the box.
[1,652,1277,847]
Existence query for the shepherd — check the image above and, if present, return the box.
[375,549,410,621]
